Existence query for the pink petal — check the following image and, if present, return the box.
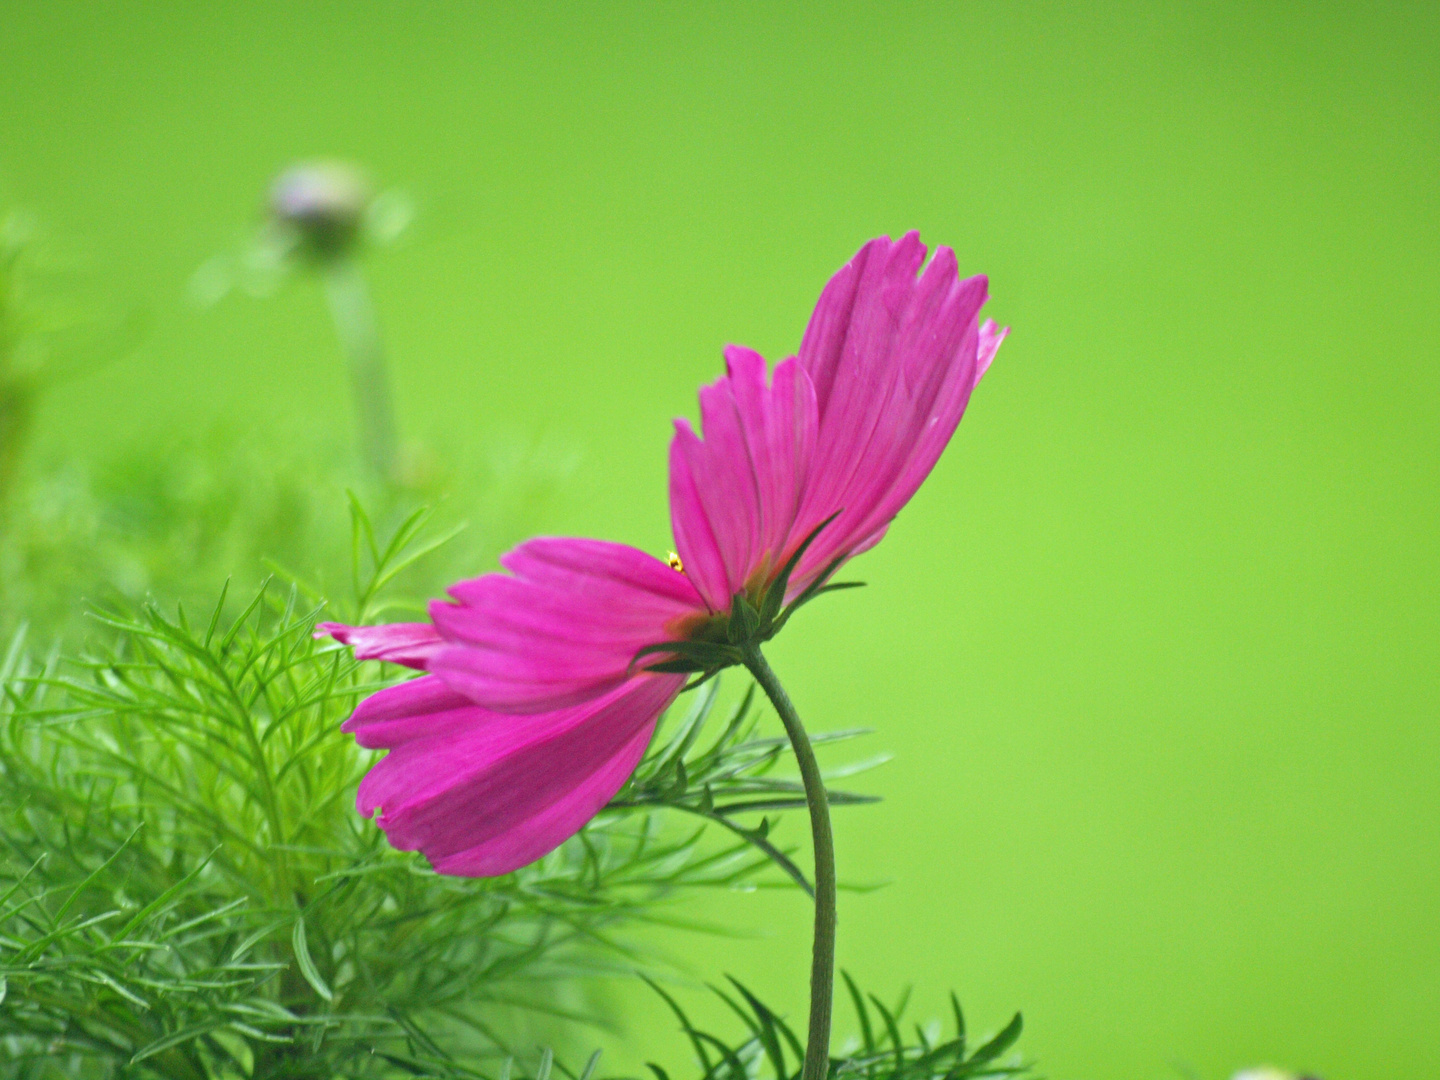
[845,318,1008,544]
[977,318,1007,378]
[357,673,684,876]
[668,349,818,610]
[795,236,871,416]
[342,675,477,749]
[666,234,1000,610]
[668,424,733,612]
[432,715,655,876]
[801,303,982,561]
[315,621,443,670]
[426,537,706,713]
[727,350,819,583]
[784,234,999,589]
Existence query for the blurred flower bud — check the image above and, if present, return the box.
[269,161,373,261]
[1233,1068,1321,1080]
[193,162,412,305]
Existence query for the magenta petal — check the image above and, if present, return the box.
[724,348,819,581]
[793,237,944,547]
[800,307,982,567]
[976,318,1007,378]
[796,237,873,415]
[783,235,999,589]
[316,621,444,670]
[666,233,999,607]
[854,318,1007,538]
[499,536,702,603]
[358,673,683,877]
[431,715,654,876]
[840,319,1008,554]
[668,423,733,611]
[342,675,477,749]
[668,347,819,610]
[426,538,705,713]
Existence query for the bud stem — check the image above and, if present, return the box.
[322,256,397,481]
[742,642,835,1080]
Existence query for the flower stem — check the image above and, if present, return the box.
[742,642,835,1080]
[321,255,397,481]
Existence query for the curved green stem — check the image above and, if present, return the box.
[321,256,397,481]
[742,643,834,1080]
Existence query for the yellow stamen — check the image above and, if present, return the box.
[667,551,685,572]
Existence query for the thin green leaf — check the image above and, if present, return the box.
[843,970,876,1055]
[130,1021,226,1065]
[291,915,334,1002]
[962,1013,1023,1070]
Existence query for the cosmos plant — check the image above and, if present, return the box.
[323,232,1006,1080]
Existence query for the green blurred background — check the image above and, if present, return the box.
[2,2,1437,1077]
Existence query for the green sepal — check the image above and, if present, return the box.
[632,638,742,672]
[814,580,866,596]
[632,512,859,666]
[727,591,761,644]
[645,658,712,674]
[771,551,849,634]
[758,509,843,629]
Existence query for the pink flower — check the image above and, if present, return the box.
[321,232,1006,876]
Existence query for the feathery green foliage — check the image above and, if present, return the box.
[0,509,833,1079]
[612,680,882,898]
[642,972,1027,1080]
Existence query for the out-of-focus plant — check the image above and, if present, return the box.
[0,422,575,645]
[0,507,846,1079]
[0,172,569,642]
[0,427,350,644]
[191,162,413,484]
[0,211,140,499]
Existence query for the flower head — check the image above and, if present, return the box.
[322,232,1006,875]
[269,161,374,261]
